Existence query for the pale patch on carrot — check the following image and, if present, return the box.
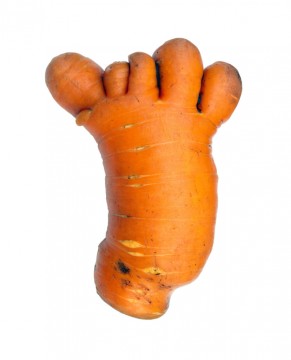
[119,240,144,248]
[142,267,166,275]
[128,252,145,257]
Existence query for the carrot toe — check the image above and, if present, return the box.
[103,61,129,98]
[153,38,203,107]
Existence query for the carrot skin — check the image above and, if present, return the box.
[45,38,242,319]
[45,52,105,116]
[198,61,242,126]
[103,61,129,98]
[89,104,217,319]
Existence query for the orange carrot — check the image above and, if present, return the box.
[46,38,242,319]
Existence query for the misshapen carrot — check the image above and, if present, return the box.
[46,38,242,319]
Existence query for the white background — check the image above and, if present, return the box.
[1,0,290,359]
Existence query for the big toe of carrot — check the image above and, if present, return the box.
[153,38,203,108]
[45,53,105,116]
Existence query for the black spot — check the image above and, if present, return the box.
[234,68,242,83]
[159,283,172,289]
[197,92,202,113]
[155,61,161,90]
[121,279,132,287]
[117,260,130,274]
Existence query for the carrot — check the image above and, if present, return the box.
[46,38,242,319]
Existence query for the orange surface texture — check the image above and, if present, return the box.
[46,38,242,319]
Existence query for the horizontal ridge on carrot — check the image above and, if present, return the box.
[45,38,242,319]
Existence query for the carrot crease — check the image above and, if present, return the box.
[46,38,242,319]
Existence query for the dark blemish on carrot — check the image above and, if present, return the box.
[121,279,132,286]
[117,260,130,274]
[160,283,172,289]
[234,68,242,83]
[197,93,202,113]
[155,61,161,90]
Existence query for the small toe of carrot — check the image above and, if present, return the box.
[197,61,242,126]
[103,61,129,98]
